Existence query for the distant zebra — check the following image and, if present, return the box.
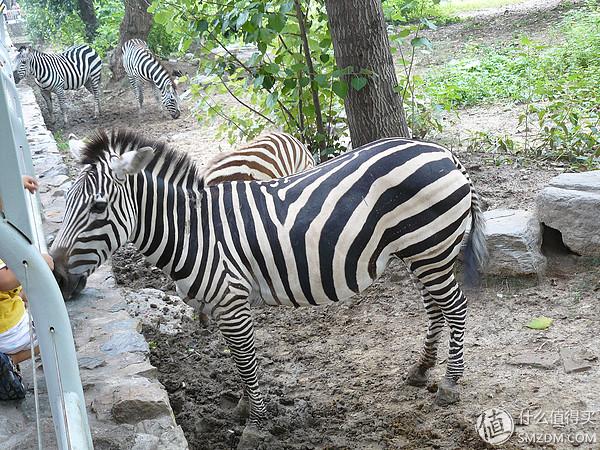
[50,130,486,436]
[122,39,180,119]
[202,132,315,185]
[13,45,101,125]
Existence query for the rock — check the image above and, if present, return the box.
[536,171,600,256]
[132,433,160,450]
[508,351,559,370]
[482,209,546,275]
[78,356,106,370]
[560,348,594,374]
[111,380,172,424]
[100,331,149,356]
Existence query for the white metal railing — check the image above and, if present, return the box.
[0,13,93,450]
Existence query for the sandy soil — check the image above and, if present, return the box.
[34,1,600,448]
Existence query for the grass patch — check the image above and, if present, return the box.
[438,0,530,15]
[419,5,600,168]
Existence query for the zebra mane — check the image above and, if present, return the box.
[81,129,199,181]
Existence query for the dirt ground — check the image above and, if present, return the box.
[33,1,600,448]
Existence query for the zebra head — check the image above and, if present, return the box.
[161,82,180,119]
[13,46,31,84]
[50,130,156,300]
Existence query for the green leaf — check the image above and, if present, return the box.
[319,38,332,49]
[280,1,294,14]
[315,74,328,87]
[236,10,250,28]
[332,80,348,99]
[264,63,280,74]
[351,76,368,91]
[397,28,411,38]
[319,53,330,63]
[266,92,279,109]
[526,317,554,330]
[154,10,169,25]
[267,13,287,33]
[411,37,432,50]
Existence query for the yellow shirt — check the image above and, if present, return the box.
[0,259,25,333]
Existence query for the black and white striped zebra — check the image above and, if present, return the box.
[202,132,315,185]
[50,129,486,435]
[122,39,180,119]
[13,45,101,125]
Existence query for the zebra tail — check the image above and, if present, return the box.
[463,187,487,287]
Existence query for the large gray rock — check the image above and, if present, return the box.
[536,171,600,256]
[482,209,546,276]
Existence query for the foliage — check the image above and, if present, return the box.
[150,1,362,156]
[20,0,177,58]
[382,0,452,24]
[424,6,600,168]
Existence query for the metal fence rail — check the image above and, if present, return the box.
[0,12,93,450]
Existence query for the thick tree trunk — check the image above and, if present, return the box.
[325,0,410,148]
[110,0,152,81]
[77,0,98,41]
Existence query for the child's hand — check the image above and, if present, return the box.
[22,175,39,194]
[42,253,54,271]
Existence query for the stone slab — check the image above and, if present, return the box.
[482,209,546,276]
[536,170,600,256]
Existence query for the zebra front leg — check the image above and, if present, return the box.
[40,89,54,123]
[216,303,268,449]
[55,86,68,125]
[406,282,445,387]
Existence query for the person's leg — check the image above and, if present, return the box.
[0,352,25,400]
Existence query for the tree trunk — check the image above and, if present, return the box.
[325,0,409,148]
[110,0,152,81]
[77,0,98,41]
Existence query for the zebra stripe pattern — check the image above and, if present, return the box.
[50,129,486,431]
[201,132,315,185]
[122,39,180,119]
[13,45,102,125]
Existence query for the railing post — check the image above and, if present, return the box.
[0,13,94,450]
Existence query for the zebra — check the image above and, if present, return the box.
[122,39,180,119]
[201,132,315,185]
[13,45,102,125]
[50,129,486,439]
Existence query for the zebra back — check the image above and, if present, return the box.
[202,132,315,185]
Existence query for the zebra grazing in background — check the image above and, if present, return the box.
[122,39,180,119]
[50,129,486,438]
[13,45,101,125]
[202,132,315,185]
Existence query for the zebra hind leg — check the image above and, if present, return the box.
[85,78,101,118]
[406,277,445,387]
[416,269,467,406]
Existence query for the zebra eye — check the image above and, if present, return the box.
[90,200,108,214]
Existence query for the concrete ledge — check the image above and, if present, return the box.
[0,84,187,449]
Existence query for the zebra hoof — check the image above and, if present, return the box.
[435,378,460,406]
[237,424,268,450]
[405,364,430,387]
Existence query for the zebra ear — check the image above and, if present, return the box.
[111,146,155,179]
